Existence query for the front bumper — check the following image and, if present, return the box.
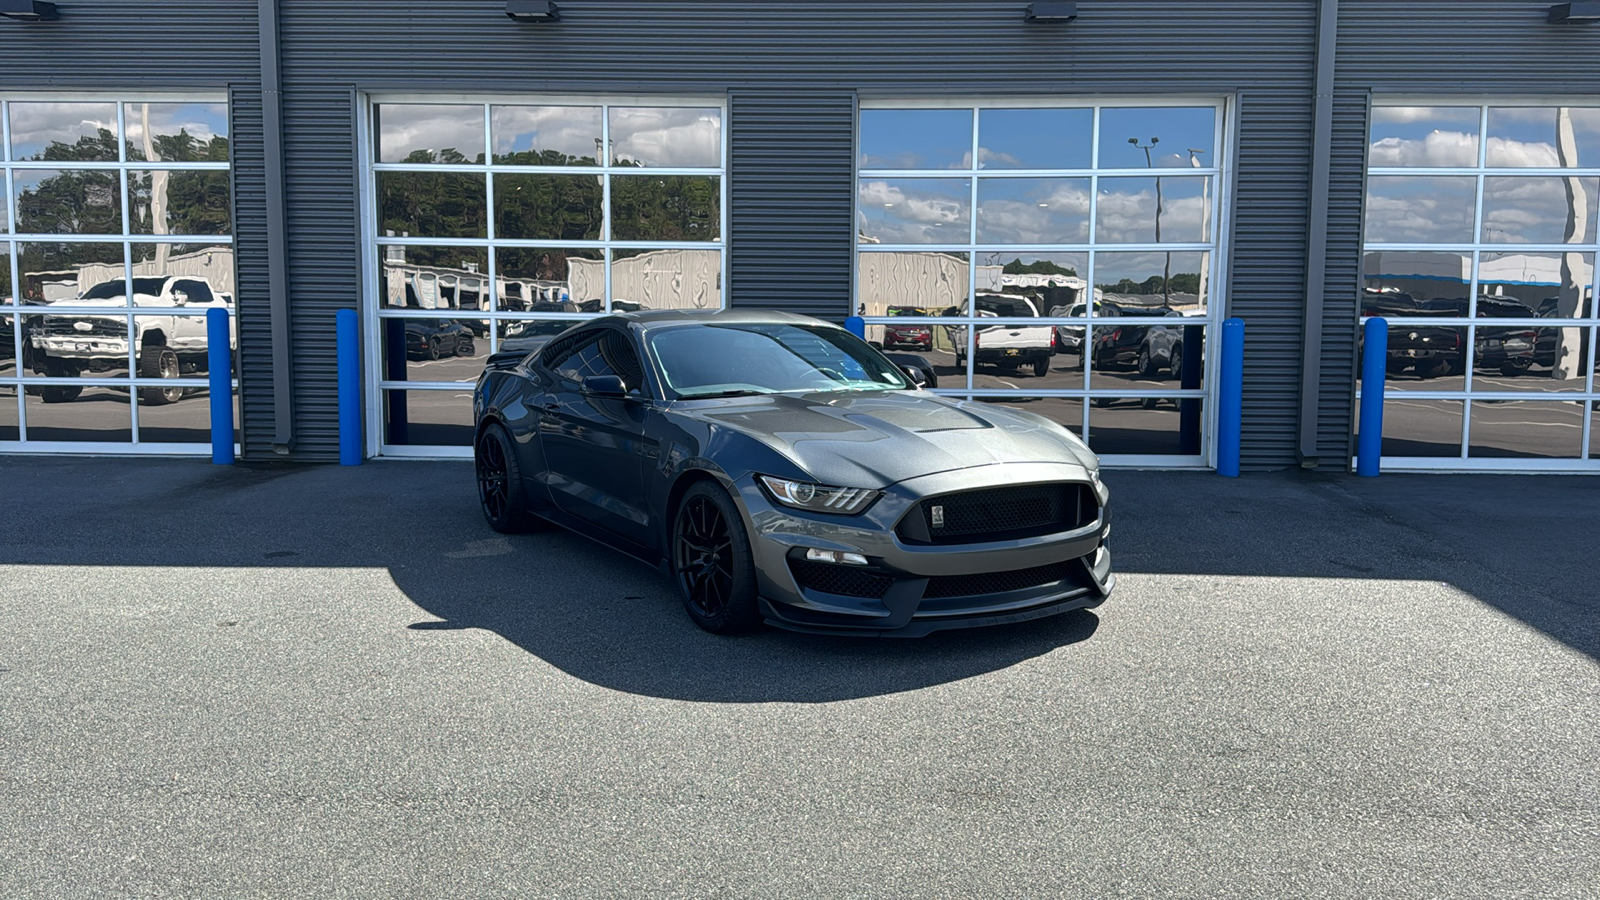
[735,462,1113,637]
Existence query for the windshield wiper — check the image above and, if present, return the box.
[679,389,770,399]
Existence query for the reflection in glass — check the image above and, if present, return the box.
[1,313,15,374]
[493,173,603,241]
[8,102,119,161]
[857,178,970,245]
[0,384,16,442]
[611,249,721,310]
[380,247,490,309]
[1468,400,1583,458]
[491,105,601,165]
[377,171,487,239]
[1486,107,1600,168]
[494,317,584,345]
[383,387,474,446]
[1097,108,1217,169]
[1362,250,1471,304]
[1364,176,1478,244]
[15,242,127,304]
[1,243,11,303]
[1479,251,1593,319]
[375,104,485,164]
[609,175,719,241]
[380,316,486,379]
[12,169,122,235]
[1365,320,1467,391]
[494,247,604,313]
[1,181,9,233]
[1087,396,1204,455]
[978,108,1092,171]
[857,251,969,318]
[137,390,237,444]
[1095,251,1210,312]
[1368,106,1481,167]
[128,170,232,235]
[25,310,131,382]
[124,102,229,162]
[608,107,721,168]
[1095,177,1211,244]
[977,395,1084,438]
[21,385,132,441]
[1481,177,1599,244]
[969,353,1085,393]
[1087,321,1202,388]
[1372,398,1463,457]
[976,178,1089,244]
[858,109,972,171]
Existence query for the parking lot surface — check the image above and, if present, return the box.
[1,457,1596,898]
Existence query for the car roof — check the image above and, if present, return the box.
[611,308,836,331]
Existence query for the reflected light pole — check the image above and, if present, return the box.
[1129,136,1168,305]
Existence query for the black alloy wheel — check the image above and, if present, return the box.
[427,336,442,360]
[475,423,538,533]
[673,481,760,634]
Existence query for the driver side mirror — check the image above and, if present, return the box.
[582,374,627,396]
[900,365,928,387]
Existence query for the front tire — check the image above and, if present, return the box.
[138,344,183,405]
[475,423,539,533]
[673,481,761,635]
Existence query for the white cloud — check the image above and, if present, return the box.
[7,102,117,159]
[1368,130,1481,167]
[378,104,485,162]
[609,107,720,168]
[857,180,969,243]
[491,105,600,161]
[1094,180,1210,244]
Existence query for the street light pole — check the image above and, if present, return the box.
[1129,136,1168,305]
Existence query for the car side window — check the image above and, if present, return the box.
[174,279,215,304]
[551,329,647,393]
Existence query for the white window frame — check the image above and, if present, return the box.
[359,93,730,459]
[854,96,1234,469]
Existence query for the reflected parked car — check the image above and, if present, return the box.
[951,294,1054,377]
[404,319,475,360]
[1417,295,1539,377]
[883,306,933,350]
[1090,303,1183,375]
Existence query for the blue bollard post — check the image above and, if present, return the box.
[337,308,362,466]
[1217,317,1245,477]
[1356,316,1388,477]
[844,315,865,339]
[207,307,234,465]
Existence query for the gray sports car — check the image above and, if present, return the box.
[473,309,1113,637]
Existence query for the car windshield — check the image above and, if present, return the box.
[648,322,911,398]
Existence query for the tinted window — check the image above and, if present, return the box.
[174,279,214,304]
[648,323,909,397]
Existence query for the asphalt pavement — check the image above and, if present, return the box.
[0,457,1596,898]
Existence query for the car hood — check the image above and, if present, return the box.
[675,390,1091,488]
[44,295,165,310]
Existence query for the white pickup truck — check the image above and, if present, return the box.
[28,275,234,405]
[951,293,1054,377]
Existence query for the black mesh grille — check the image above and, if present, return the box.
[923,560,1087,600]
[897,483,1096,545]
[789,559,894,599]
[40,318,127,338]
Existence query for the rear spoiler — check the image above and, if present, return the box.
[483,335,553,371]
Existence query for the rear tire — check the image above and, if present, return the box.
[1168,345,1184,378]
[1031,357,1049,377]
[475,423,539,533]
[673,481,761,635]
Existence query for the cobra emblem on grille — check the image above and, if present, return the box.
[931,505,945,528]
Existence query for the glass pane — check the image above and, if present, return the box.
[495,317,586,346]
[1094,251,1211,314]
[137,388,237,444]
[124,102,229,162]
[857,251,969,317]
[1467,320,1585,390]
[977,252,1086,298]
[1087,396,1205,455]
[375,103,485,164]
[859,109,972,170]
[383,387,473,446]
[1372,398,1463,457]
[610,174,719,242]
[1,242,11,302]
[21,385,132,441]
[978,108,1092,170]
[379,316,486,382]
[1362,250,1472,304]
[1365,318,1468,391]
[128,170,232,235]
[611,248,721,310]
[975,177,1090,244]
[1087,323,1201,390]
[1368,106,1481,168]
[493,173,603,240]
[1468,400,1584,458]
[494,247,604,313]
[1481,177,1599,244]
[966,342,1083,392]
[379,247,489,309]
[12,169,122,235]
[1,179,9,232]
[1485,107,1600,168]
[8,102,119,161]
[1097,108,1217,170]
[1479,251,1593,319]
[129,244,235,306]
[1364,176,1478,244]
[16,242,127,304]
[376,171,487,239]
[491,105,601,166]
[608,107,721,168]
[1,312,15,375]
[1095,176,1211,244]
[974,394,1085,439]
[0,384,16,442]
[857,178,971,245]
[25,311,132,378]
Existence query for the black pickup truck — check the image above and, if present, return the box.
[1359,290,1465,378]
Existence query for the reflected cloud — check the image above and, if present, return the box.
[7,102,117,161]
[857,179,971,244]
[376,104,486,164]
[608,107,721,169]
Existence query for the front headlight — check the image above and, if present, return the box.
[757,475,881,515]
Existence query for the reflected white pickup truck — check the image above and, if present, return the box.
[951,294,1054,377]
[28,275,234,405]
